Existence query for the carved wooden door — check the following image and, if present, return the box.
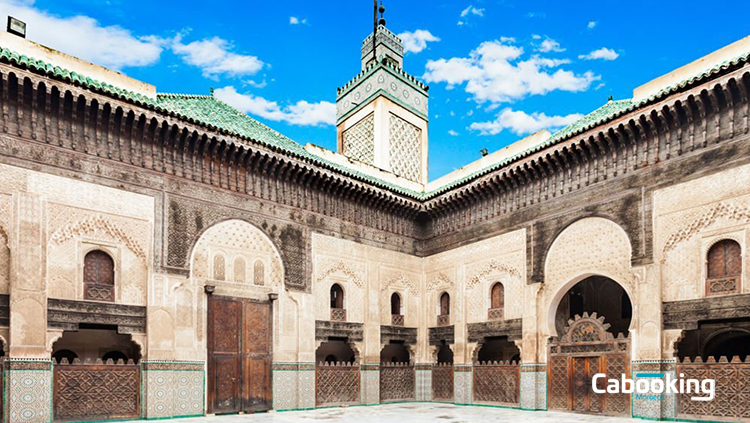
[242,301,272,412]
[208,296,272,414]
[570,357,601,413]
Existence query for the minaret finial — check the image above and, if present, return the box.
[379,1,386,26]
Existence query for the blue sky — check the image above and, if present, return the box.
[2,0,748,180]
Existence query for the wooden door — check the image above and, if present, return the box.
[570,357,601,413]
[208,296,272,414]
[242,301,272,412]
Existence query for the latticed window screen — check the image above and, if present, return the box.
[342,113,375,164]
[388,113,422,182]
[707,239,741,278]
[83,250,115,302]
[706,239,742,295]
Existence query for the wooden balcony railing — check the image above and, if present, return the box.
[331,308,346,322]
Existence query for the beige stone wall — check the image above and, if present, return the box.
[0,163,154,358]
[653,163,750,358]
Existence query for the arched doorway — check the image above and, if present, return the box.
[547,275,631,416]
[315,339,359,406]
[380,341,415,402]
[432,341,454,401]
[193,220,281,415]
[473,336,520,405]
[51,328,141,421]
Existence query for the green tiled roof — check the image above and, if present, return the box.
[2,42,750,201]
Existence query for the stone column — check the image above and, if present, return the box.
[519,283,546,410]
[360,261,380,405]
[7,193,52,423]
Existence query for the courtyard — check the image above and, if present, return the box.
[146,404,653,423]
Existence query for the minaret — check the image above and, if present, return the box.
[336,2,429,185]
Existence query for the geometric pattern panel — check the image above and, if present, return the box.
[473,362,520,405]
[604,355,629,415]
[380,364,415,402]
[388,113,421,182]
[54,364,140,421]
[143,364,204,419]
[316,363,360,407]
[677,360,750,421]
[343,113,375,165]
[432,364,453,401]
[8,367,52,423]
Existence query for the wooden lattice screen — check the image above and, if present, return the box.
[432,363,453,401]
[315,362,360,406]
[677,357,750,422]
[472,361,519,405]
[380,363,415,402]
[53,359,140,422]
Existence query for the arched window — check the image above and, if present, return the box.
[233,257,246,282]
[490,282,504,309]
[489,282,504,320]
[330,284,345,322]
[330,284,344,309]
[391,293,401,315]
[440,292,450,316]
[83,250,115,302]
[213,254,225,281]
[438,292,451,325]
[253,260,265,286]
[391,292,404,326]
[707,239,742,295]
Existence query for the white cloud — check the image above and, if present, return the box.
[470,108,583,136]
[423,39,599,104]
[537,37,565,53]
[214,86,335,127]
[172,35,264,79]
[587,21,597,29]
[458,5,484,25]
[0,0,163,70]
[448,130,459,136]
[289,16,307,25]
[578,47,619,61]
[398,30,440,54]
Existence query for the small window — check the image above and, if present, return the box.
[253,260,265,286]
[330,284,344,309]
[391,292,401,315]
[233,257,246,282]
[440,292,450,316]
[707,239,742,295]
[490,283,504,309]
[83,250,115,302]
[213,254,225,281]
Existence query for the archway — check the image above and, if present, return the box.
[380,341,414,402]
[676,321,750,362]
[315,339,359,406]
[432,341,454,401]
[192,220,279,415]
[473,336,520,405]
[553,275,632,338]
[51,327,141,421]
[547,276,632,417]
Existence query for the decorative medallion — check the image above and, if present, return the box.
[366,83,372,92]
[390,82,398,91]
[403,90,409,99]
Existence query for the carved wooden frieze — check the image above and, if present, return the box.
[467,318,522,343]
[428,325,454,346]
[663,293,750,330]
[47,298,146,334]
[380,325,417,346]
[315,320,364,342]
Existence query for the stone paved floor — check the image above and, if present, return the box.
[153,403,659,423]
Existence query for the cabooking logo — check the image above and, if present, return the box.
[592,372,715,401]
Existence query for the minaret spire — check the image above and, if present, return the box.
[372,0,377,66]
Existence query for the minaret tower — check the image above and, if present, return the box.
[335,2,429,185]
